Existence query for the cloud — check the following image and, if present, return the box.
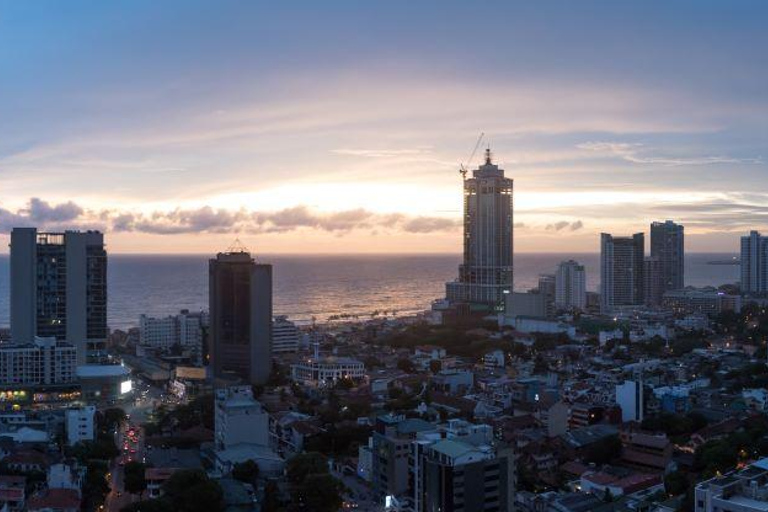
[24,197,84,223]
[0,198,88,232]
[0,198,460,237]
[546,220,584,231]
[577,141,763,166]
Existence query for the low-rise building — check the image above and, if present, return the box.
[272,316,300,353]
[290,356,365,387]
[695,458,768,512]
[0,337,77,387]
[65,406,95,446]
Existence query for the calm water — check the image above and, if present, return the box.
[0,253,740,330]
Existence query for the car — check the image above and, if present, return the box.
[130,449,136,454]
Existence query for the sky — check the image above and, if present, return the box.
[0,1,766,254]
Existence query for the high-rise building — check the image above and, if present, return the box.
[600,233,644,313]
[446,149,514,309]
[555,260,586,311]
[650,220,684,292]
[643,256,664,307]
[10,228,107,365]
[209,249,272,385]
[537,274,556,317]
[741,230,768,294]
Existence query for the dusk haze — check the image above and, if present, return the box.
[1,3,768,512]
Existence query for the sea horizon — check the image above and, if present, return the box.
[0,252,741,331]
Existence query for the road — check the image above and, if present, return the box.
[104,419,147,512]
[332,468,383,512]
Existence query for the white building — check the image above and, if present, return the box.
[616,379,644,423]
[291,356,365,387]
[0,337,77,386]
[272,316,300,353]
[483,350,505,370]
[695,458,768,512]
[555,260,586,311]
[139,310,206,361]
[215,386,269,450]
[65,406,95,446]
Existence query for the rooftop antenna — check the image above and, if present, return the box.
[459,132,484,180]
[484,146,493,165]
[226,238,249,253]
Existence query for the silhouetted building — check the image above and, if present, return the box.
[600,233,644,313]
[650,220,684,292]
[10,228,107,365]
[446,149,514,308]
[644,256,664,307]
[741,230,768,294]
[209,249,272,386]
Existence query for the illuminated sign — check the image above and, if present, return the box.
[120,380,133,395]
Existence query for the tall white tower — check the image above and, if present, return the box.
[446,148,514,308]
[555,260,586,311]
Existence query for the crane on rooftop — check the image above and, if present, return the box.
[459,132,485,180]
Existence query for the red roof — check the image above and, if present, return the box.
[28,488,80,511]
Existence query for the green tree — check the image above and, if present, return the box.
[286,452,328,483]
[162,469,224,512]
[429,359,442,374]
[232,459,260,484]
[293,473,345,512]
[397,358,416,373]
[664,470,688,496]
[124,461,147,495]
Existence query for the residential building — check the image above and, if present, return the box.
[695,458,768,512]
[0,337,77,387]
[209,249,272,385]
[65,406,95,446]
[600,233,645,313]
[446,149,514,309]
[662,289,742,316]
[643,256,664,307]
[741,230,768,294]
[555,260,586,311]
[271,316,300,353]
[139,310,206,362]
[538,274,556,317]
[504,292,546,320]
[616,379,644,423]
[620,428,673,473]
[650,220,685,292]
[411,420,515,512]
[10,228,107,365]
[214,386,269,450]
[371,415,436,501]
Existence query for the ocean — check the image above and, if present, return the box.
[0,253,740,330]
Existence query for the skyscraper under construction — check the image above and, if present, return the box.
[446,149,514,309]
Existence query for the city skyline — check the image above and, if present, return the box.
[1,1,766,253]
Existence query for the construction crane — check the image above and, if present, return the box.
[459,132,485,180]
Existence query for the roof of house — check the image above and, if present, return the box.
[28,488,80,511]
